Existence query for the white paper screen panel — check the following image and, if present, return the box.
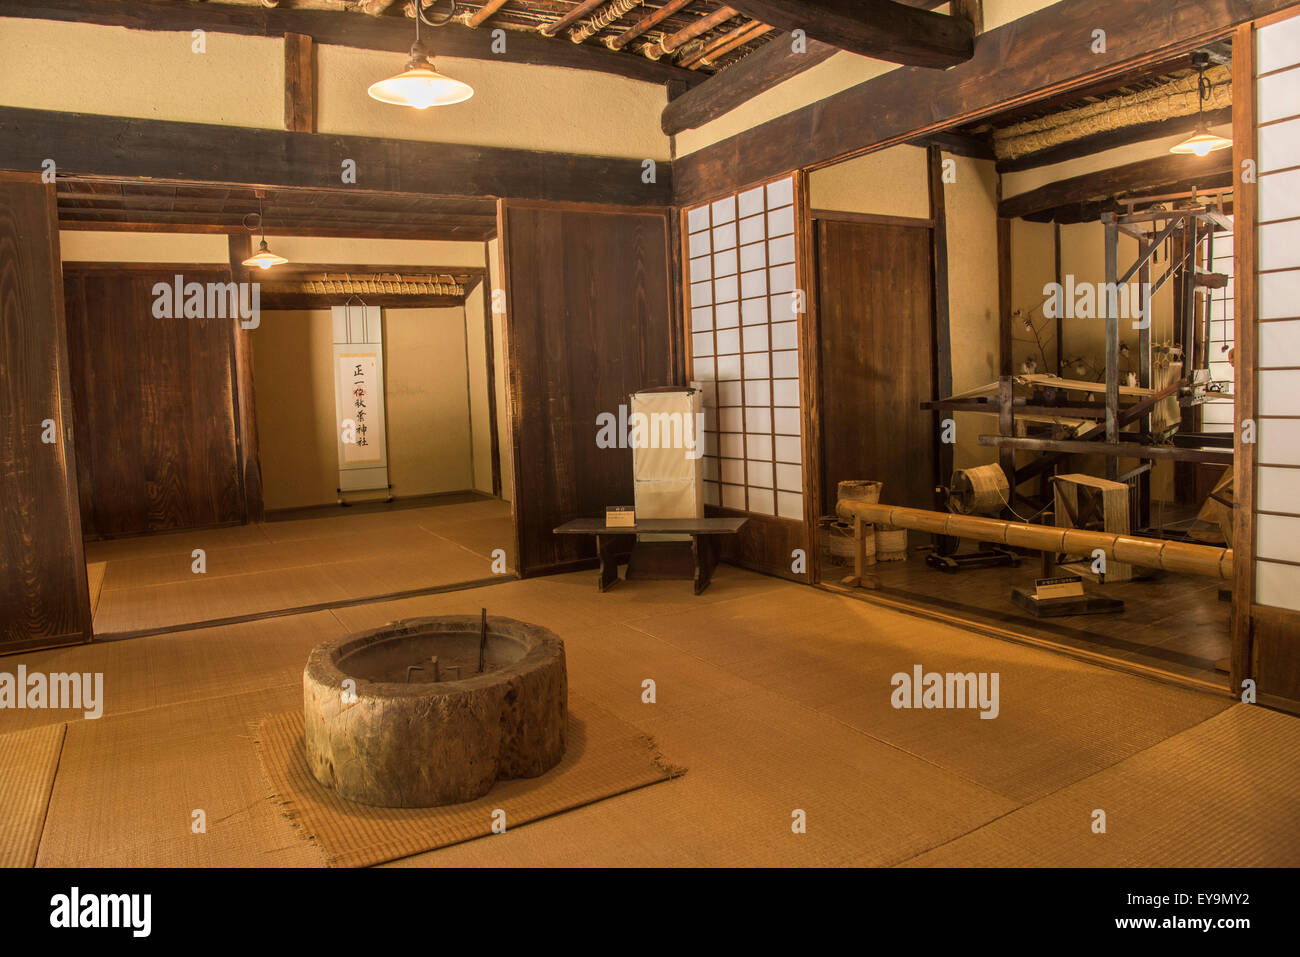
[1254,17,1300,609]
[686,176,803,520]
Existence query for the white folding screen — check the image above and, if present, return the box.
[1254,14,1300,611]
[685,176,804,520]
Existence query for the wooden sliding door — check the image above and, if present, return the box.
[499,200,677,577]
[815,217,936,513]
[63,267,245,537]
[0,173,92,651]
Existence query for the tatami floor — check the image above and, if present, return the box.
[84,497,516,636]
[3,561,1296,868]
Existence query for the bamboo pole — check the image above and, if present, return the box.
[842,501,1233,580]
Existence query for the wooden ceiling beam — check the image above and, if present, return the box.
[607,0,692,50]
[726,0,974,69]
[1,106,673,206]
[673,0,1283,205]
[0,0,707,88]
[662,31,837,134]
[679,19,768,70]
[540,0,609,37]
[999,150,1234,221]
[466,0,510,27]
[655,5,738,57]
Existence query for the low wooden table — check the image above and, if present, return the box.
[552,517,748,594]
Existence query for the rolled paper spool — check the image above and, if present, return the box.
[948,464,1010,515]
[874,526,908,561]
[836,479,883,520]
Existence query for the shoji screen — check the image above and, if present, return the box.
[685,176,804,521]
[1254,14,1300,613]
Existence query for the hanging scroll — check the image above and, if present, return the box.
[332,304,389,493]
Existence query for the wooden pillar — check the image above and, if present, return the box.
[284,33,315,133]
[1053,221,1063,376]
[1230,19,1258,697]
[228,232,264,524]
[929,145,954,499]
[997,214,1012,376]
[1103,214,1120,480]
[0,172,93,651]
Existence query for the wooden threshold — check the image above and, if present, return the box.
[89,573,519,644]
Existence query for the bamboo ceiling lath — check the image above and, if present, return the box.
[994,64,1234,161]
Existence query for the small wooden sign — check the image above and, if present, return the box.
[605,506,636,528]
[1034,574,1084,600]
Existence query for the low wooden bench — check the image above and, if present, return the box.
[552,517,748,595]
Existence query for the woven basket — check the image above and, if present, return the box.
[835,480,883,521]
[821,518,875,566]
[874,525,908,561]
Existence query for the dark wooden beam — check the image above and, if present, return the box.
[662,32,838,134]
[0,0,706,88]
[996,106,1234,173]
[673,0,1290,205]
[921,130,995,160]
[283,32,315,134]
[727,0,974,69]
[0,107,673,206]
[57,219,496,241]
[999,151,1235,221]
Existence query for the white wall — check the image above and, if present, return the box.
[0,18,669,160]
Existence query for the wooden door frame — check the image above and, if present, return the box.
[0,171,93,652]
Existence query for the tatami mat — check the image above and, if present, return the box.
[37,686,322,867]
[13,564,1295,867]
[254,694,682,868]
[0,724,65,867]
[89,500,514,635]
[902,704,1300,866]
[620,593,1230,803]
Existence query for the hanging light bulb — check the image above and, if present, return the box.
[368,2,472,110]
[1171,51,1232,156]
[243,238,289,270]
[242,196,288,270]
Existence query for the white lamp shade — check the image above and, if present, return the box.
[368,66,474,110]
[242,241,288,269]
[1169,130,1233,156]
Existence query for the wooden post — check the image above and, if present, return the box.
[929,145,953,502]
[998,375,1015,508]
[1137,234,1152,527]
[1230,19,1258,697]
[1103,214,1120,480]
[1053,221,1063,375]
[284,33,315,133]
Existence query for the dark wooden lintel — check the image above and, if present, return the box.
[0,106,673,207]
